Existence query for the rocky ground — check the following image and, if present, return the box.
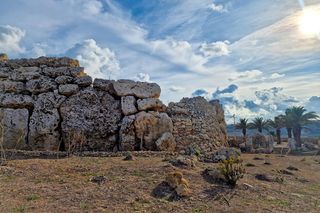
[0,153,319,213]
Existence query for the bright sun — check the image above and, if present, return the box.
[299,9,320,37]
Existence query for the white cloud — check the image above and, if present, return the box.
[199,40,231,57]
[0,25,25,54]
[270,72,285,79]
[82,0,103,15]
[208,3,227,13]
[169,86,185,93]
[134,73,151,82]
[66,39,120,79]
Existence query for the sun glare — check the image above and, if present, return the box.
[299,9,320,37]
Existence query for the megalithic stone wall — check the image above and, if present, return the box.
[0,56,227,153]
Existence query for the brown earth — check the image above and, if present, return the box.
[0,153,320,213]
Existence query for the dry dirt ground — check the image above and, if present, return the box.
[0,153,320,213]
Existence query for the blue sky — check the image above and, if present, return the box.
[0,0,319,122]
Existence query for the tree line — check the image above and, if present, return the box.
[235,106,319,147]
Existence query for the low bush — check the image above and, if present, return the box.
[218,157,245,188]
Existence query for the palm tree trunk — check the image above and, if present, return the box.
[276,128,281,144]
[242,128,246,137]
[286,127,292,138]
[293,127,302,148]
[258,128,262,133]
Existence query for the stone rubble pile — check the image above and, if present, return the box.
[0,56,228,153]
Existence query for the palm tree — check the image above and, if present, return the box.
[285,106,319,147]
[248,117,271,133]
[284,108,294,138]
[269,116,284,144]
[235,118,249,137]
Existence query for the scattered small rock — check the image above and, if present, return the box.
[245,163,256,167]
[255,174,273,182]
[169,155,196,169]
[90,176,106,185]
[278,169,294,176]
[287,166,299,171]
[253,157,264,160]
[123,152,134,161]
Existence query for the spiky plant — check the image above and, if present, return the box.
[248,117,271,133]
[235,118,249,137]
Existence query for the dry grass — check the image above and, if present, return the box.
[0,154,319,212]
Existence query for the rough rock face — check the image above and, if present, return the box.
[134,111,173,150]
[0,56,227,153]
[113,79,161,98]
[167,97,228,153]
[60,88,122,151]
[0,108,28,149]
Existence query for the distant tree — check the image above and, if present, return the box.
[269,115,285,144]
[285,106,319,147]
[284,108,297,139]
[235,118,249,137]
[248,117,270,133]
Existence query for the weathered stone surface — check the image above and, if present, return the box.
[28,92,66,151]
[60,88,122,151]
[0,108,28,149]
[9,67,41,81]
[93,78,115,94]
[42,67,70,78]
[58,84,79,96]
[55,75,74,84]
[137,98,166,112]
[69,67,85,77]
[134,111,173,150]
[167,97,227,153]
[155,132,176,151]
[0,81,25,93]
[26,76,57,94]
[74,76,92,87]
[0,67,10,79]
[250,133,274,153]
[121,96,138,115]
[5,57,79,68]
[113,80,161,98]
[119,115,136,151]
[0,93,33,109]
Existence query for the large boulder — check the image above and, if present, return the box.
[137,98,166,112]
[58,84,79,96]
[134,111,173,150]
[9,67,41,81]
[0,93,33,109]
[0,81,25,93]
[26,76,57,94]
[119,115,136,151]
[60,88,122,151]
[28,92,66,151]
[0,108,28,149]
[93,79,115,94]
[113,79,161,98]
[121,96,138,115]
[155,132,176,151]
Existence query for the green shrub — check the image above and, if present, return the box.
[218,157,245,188]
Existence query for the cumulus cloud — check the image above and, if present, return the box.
[169,86,185,93]
[66,39,120,79]
[270,72,285,79]
[208,3,228,13]
[134,73,151,82]
[0,25,25,54]
[306,96,320,114]
[212,84,238,98]
[192,89,209,97]
[199,41,231,57]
